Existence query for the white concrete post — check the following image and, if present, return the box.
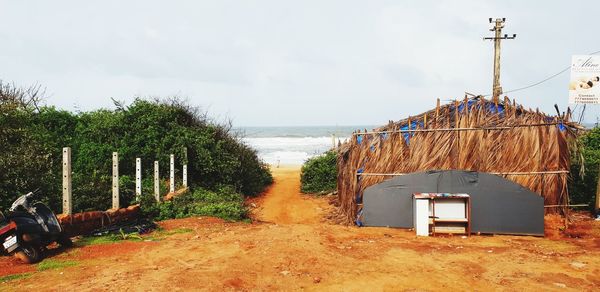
[154,161,160,202]
[183,165,188,188]
[169,154,175,193]
[135,158,142,202]
[183,148,188,188]
[62,147,72,215]
[112,152,119,209]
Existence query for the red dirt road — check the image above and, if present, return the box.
[2,167,600,291]
[252,167,327,224]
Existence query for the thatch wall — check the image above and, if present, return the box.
[337,97,581,225]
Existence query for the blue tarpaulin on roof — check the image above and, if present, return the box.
[400,120,423,144]
[353,99,567,143]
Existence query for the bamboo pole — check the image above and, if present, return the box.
[544,204,588,208]
[353,122,565,135]
[435,98,440,125]
[356,170,569,176]
[454,100,460,169]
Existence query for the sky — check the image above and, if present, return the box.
[1,0,600,126]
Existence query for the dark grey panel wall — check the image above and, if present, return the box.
[361,170,544,236]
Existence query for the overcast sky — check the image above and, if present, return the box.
[1,1,600,126]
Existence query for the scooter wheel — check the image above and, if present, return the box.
[14,244,42,264]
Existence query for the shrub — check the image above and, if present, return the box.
[569,127,600,208]
[147,187,248,221]
[0,81,272,213]
[300,150,337,194]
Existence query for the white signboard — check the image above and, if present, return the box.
[569,55,600,104]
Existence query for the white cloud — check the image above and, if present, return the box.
[1,0,599,125]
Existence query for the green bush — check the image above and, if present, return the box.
[300,150,338,194]
[144,187,248,221]
[0,82,272,213]
[570,127,600,207]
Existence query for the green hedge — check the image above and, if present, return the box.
[569,127,600,208]
[1,84,272,213]
[300,151,337,194]
[141,186,248,221]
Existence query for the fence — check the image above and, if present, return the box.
[61,147,189,216]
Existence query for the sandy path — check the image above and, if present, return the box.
[2,168,600,291]
[254,166,325,224]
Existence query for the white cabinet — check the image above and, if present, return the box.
[413,193,471,236]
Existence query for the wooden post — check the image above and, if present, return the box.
[62,147,72,215]
[112,152,119,210]
[170,154,175,193]
[454,100,459,127]
[435,98,440,126]
[154,161,160,202]
[454,100,460,169]
[135,158,142,202]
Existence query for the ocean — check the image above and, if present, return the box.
[235,126,374,165]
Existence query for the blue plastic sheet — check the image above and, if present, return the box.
[455,99,477,113]
[355,192,362,204]
[400,120,423,145]
[355,209,364,227]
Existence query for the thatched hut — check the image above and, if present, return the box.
[337,96,583,228]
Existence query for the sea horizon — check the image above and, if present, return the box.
[235,125,375,166]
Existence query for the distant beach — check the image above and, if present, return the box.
[236,126,374,165]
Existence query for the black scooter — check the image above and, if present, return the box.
[0,191,72,263]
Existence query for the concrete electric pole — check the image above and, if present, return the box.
[484,18,516,99]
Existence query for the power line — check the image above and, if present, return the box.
[482,49,600,97]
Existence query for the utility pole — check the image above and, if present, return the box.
[484,18,516,100]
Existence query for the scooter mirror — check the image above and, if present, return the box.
[10,194,29,212]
